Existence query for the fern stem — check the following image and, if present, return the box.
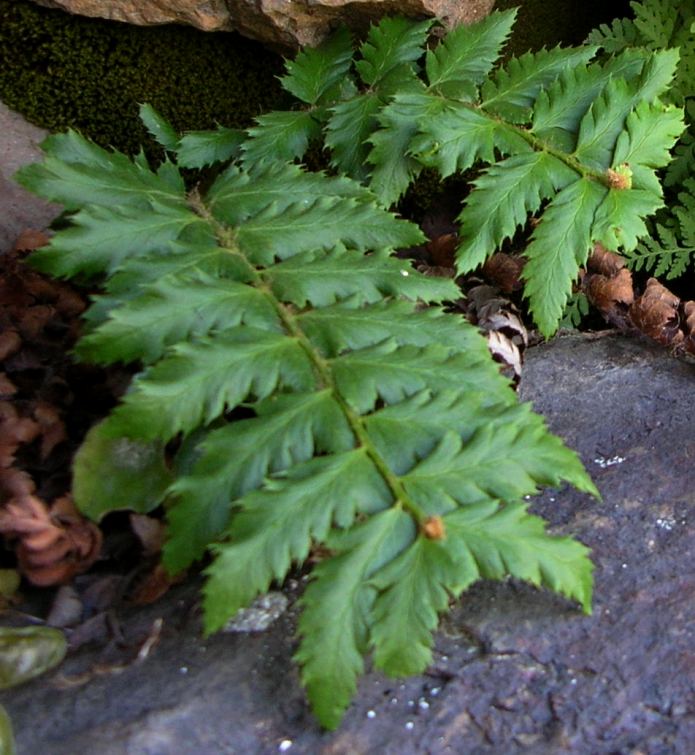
[259,282,430,526]
[509,126,609,184]
[188,187,429,526]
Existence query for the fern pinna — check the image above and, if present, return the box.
[217,9,684,335]
[17,113,598,726]
[588,0,695,279]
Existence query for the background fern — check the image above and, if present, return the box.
[183,9,684,335]
[588,0,695,279]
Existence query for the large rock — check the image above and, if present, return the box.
[30,0,496,50]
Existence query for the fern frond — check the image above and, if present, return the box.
[280,26,355,105]
[356,16,432,88]
[76,271,279,364]
[456,151,576,272]
[139,103,179,152]
[480,45,598,123]
[325,94,383,179]
[165,391,353,572]
[366,90,439,205]
[241,110,322,165]
[522,179,607,337]
[29,200,203,278]
[266,246,457,308]
[425,9,517,99]
[19,18,629,727]
[176,125,245,168]
[624,178,695,277]
[586,17,640,52]
[17,130,185,211]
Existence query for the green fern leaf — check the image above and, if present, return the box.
[531,53,647,146]
[444,501,593,613]
[364,391,518,475]
[233,196,423,265]
[76,272,279,364]
[523,179,607,337]
[139,104,179,151]
[241,110,322,164]
[203,448,389,632]
[82,241,254,327]
[613,99,685,170]
[266,246,456,308]
[73,421,173,521]
[164,391,353,572]
[15,131,185,211]
[592,189,664,250]
[298,300,476,357]
[586,17,640,52]
[366,90,442,205]
[480,45,598,123]
[331,342,487,414]
[296,509,413,730]
[456,151,576,272]
[176,126,245,168]
[632,0,678,49]
[402,420,598,511]
[325,94,383,179]
[356,16,431,87]
[281,26,355,105]
[370,534,467,675]
[425,9,517,99]
[29,201,202,278]
[574,77,638,168]
[411,102,531,178]
[206,161,373,224]
[107,328,315,440]
[635,47,680,101]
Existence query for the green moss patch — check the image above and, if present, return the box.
[0,0,288,154]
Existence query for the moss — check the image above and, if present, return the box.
[494,0,633,55]
[0,0,289,154]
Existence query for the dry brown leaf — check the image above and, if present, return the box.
[629,278,682,347]
[426,233,458,268]
[481,253,525,293]
[129,562,185,606]
[0,401,40,469]
[32,402,67,459]
[464,284,528,384]
[0,494,102,586]
[587,243,626,277]
[0,469,35,500]
[0,374,16,397]
[0,330,22,361]
[683,301,695,355]
[12,229,50,254]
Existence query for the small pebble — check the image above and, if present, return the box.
[431,687,441,696]
[367,710,376,719]
[405,721,414,731]
[278,740,292,752]
[179,667,188,674]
